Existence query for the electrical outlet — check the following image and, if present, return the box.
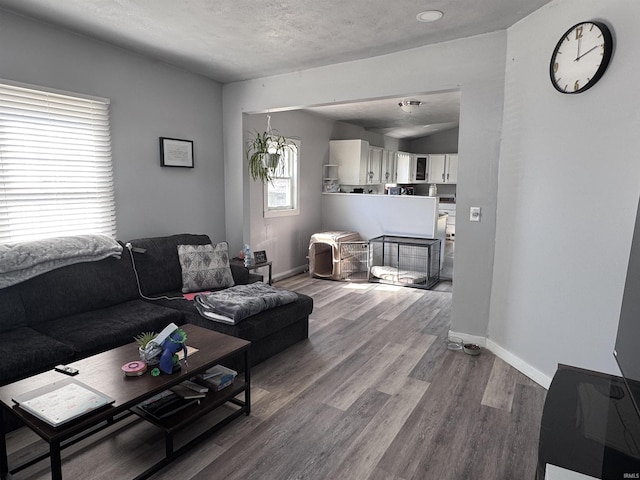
[470,207,481,222]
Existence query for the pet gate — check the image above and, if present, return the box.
[308,231,369,281]
[368,235,440,289]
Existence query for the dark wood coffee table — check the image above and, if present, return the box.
[0,324,250,480]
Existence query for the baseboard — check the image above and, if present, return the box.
[273,264,308,283]
[449,330,552,389]
[485,339,552,389]
[448,330,487,348]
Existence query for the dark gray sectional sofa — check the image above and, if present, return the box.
[0,233,313,388]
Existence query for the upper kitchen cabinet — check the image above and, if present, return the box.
[446,154,458,183]
[329,139,383,185]
[367,147,383,184]
[413,154,429,183]
[428,153,458,184]
[382,150,396,183]
[330,139,369,185]
[396,152,413,183]
[398,153,429,184]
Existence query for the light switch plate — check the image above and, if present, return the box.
[470,207,481,222]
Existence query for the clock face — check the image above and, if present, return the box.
[550,21,613,94]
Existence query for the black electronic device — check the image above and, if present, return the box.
[54,365,79,376]
[614,195,640,419]
[537,365,640,480]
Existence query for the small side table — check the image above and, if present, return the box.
[232,259,272,285]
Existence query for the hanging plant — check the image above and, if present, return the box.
[246,115,291,183]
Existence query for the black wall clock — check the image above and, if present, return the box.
[549,21,613,94]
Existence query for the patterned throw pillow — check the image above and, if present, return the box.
[177,242,235,293]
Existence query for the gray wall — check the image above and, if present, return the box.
[243,111,402,278]
[224,32,507,353]
[409,128,459,154]
[488,0,640,383]
[8,0,634,387]
[0,10,225,241]
[330,121,403,151]
[244,110,333,277]
[225,0,640,386]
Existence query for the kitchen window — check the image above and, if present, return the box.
[264,138,299,218]
[0,80,115,243]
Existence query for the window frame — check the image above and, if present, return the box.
[263,138,300,218]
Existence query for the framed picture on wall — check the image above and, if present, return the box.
[254,250,268,264]
[160,137,194,168]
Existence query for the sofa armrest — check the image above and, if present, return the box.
[230,262,249,285]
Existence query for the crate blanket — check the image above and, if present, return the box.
[370,265,427,285]
[194,282,298,325]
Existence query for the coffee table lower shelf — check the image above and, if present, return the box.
[0,325,251,480]
[130,379,248,478]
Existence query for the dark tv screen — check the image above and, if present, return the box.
[614,196,640,418]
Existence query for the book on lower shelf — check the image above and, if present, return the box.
[136,390,199,420]
[194,365,237,391]
[181,379,209,393]
[170,383,206,400]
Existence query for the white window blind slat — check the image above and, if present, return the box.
[0,82,115,243]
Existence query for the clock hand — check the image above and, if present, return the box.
[576,36,582,61]
[575,44,600,61]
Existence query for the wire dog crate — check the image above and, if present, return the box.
[338,241,370,281]
[368,235,440,289]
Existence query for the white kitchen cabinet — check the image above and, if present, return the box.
[367,146,383,184]
[395,151,413,183]
[396,152,458,185]
[446,154,458,183]
[428,154,446,183]
[396,152,430,184]
[428,153,458,184]
[329,140,384,185]
[382,149,396,183]
[412,154,430,183]
[329,139,369,185]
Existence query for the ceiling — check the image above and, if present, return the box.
[303,91,461,140]
[0,0,552,138]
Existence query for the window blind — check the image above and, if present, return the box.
[0,82,115,243]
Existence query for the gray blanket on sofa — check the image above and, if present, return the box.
[0,235,123,288]
[194,282,298,325]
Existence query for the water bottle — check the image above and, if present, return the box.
[243,244,251,267]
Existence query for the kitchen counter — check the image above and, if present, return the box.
[322,192,437,196]
[321,192,440,240]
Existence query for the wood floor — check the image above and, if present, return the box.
[7,273,546,480]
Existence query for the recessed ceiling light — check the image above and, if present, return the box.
[416,10,443,23]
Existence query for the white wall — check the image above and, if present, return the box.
[488,0,640,385]
[321,194,440,240]
[224,32,507,341]
[0,10,224,241]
